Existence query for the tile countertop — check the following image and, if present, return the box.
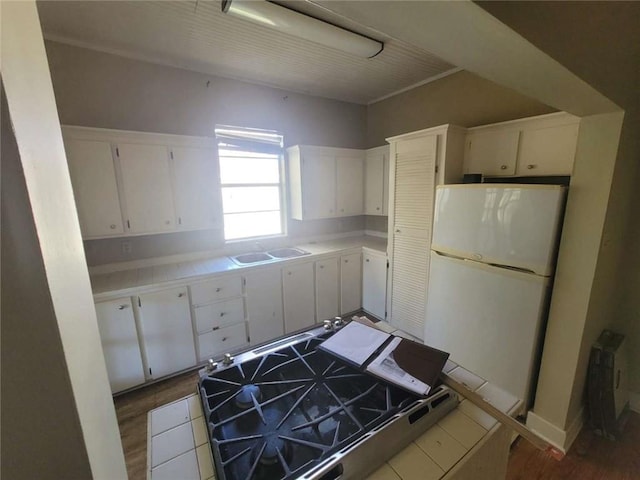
[91,235,386,301]
[146,321,522,480]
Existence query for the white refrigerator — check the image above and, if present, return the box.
[424,184,565,405]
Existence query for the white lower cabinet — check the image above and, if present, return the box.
[340,252,362,315]
[95,297,146,393]
[245,268,285,346]
[315,257,339,322]
[197,323,248,361]
[138,287,196,379]
[283,262,316,333]
[362,250,387,320]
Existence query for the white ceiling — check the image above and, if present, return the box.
[36,0,459,105]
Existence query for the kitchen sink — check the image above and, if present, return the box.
[267,247,310,258]
[231,252,274,265]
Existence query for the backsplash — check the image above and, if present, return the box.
[83,216,366,266]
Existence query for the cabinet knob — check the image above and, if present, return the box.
[216,287,222,292]
[527,164,536,170]
[222,337,228,342]
[110,224,117,229]
[500,165,508,170]
[220,312,225,317]
[366,259,370,262]
[395,229,401,233]
[117,304,128,310]
[319,265,324,269]
[178,292,184,298]
[287,271,292,275]
[376,207,380,211]
[344,259,349,263]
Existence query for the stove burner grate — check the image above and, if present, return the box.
[199,333,420,480]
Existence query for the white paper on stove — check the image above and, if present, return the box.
[366,337,431,396]
[319,321,391,367]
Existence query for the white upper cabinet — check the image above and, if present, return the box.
[62,126,219,239]
[64,138,124,237]
[288,145,364,220]
[516,123,579,176]
[117,143,176,234]
[465,130,519,176]
[336,152,364,216]
[170,146,220,231]
[464,112,580,177]
[364,145,389,216]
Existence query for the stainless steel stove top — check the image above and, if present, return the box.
[198,324,458,480]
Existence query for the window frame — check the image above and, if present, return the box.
[215,127,287,243]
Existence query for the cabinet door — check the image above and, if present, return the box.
[171,146,220,231]
[336,153,364,216]
[65,139,124,237]
[465,130,519,176]
[516,123,578,176]
[282,262,315,333]
[95,298,145,393]
[315,257,339,322]
[365,150,384,215]
[340,253,362,315]
[117,143,176,234]
[363,252,387,320]
[245,268,284,346]
[302,153,336,218]
[138,287,195,379]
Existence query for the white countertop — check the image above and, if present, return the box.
[91,235,386,301]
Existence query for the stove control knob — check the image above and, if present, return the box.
[323,319,334,330]
[333,316,344,329]
[206,359,218,372]
[222,353,234,366]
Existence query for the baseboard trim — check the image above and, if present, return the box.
[526,408,584,453]
[630,392,640,413]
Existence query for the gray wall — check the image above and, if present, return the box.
[44,41,368,265]
[1,89,92,480]
[366,70,556,148]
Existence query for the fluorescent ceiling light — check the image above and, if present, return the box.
[221,0,383,58]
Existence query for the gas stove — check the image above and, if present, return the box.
[198,323,458,480]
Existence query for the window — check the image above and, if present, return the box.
[215,126,285,241]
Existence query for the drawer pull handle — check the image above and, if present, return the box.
[527,164,536,169]
[118,304,128,310]
[344,260,349,263]
[500,165,508,170]
[319,265,324,269]
[366,259,370,262]
[222,337,227,342]
[110,224,117,229]
[212,326,220,331]
[216,287,222,293]
[178,292,184,298]
[220,312,225,317]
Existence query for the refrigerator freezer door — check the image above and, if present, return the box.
[424,251,550,403]
[431,184,564,276]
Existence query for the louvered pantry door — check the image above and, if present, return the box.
[389,134,437,339]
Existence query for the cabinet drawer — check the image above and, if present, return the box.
[197,322,248,360]
[190,276,242,305]
[194,297,245,334]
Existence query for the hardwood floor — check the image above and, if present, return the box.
[115,370,640,480]
[506,411,640,480]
